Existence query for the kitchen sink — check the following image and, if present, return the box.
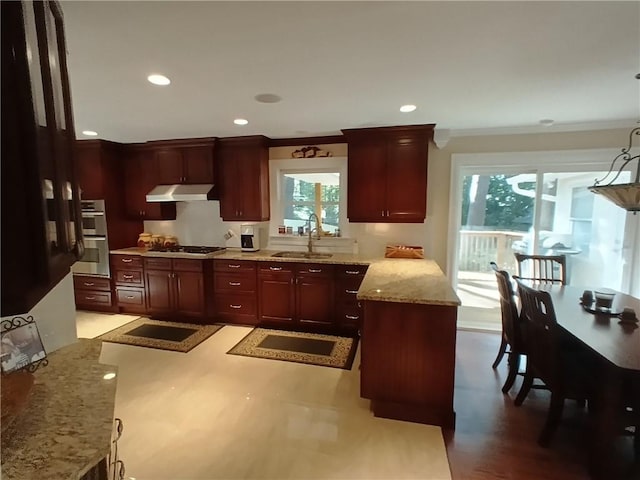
[271,251,333,259]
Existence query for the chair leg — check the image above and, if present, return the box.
[539,392,565,447]
[501,352,521,393]
[492,337,508,369]
[514,366,534,406]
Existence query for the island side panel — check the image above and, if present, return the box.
[361,300,457,429]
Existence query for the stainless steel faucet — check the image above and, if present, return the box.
[307,213,320,253]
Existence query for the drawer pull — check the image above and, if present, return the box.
[229,282,241,286]
[345,270,360,275]
[308,268,322,273]
[230,304,242,309]
[229,264,241,268]
[85,296,96,300]
[345,289,358,294]
[121,258,133,263]
[83,282,94,287]
[269,266,282,271]
[123,274,134,279]
[345,315,360,320]
[125,295,135,299]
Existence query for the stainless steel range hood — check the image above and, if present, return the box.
[146,184,215,202]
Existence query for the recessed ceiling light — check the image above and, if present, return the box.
[234,118,249,126]
[147,74,171,86]
[539,119,554,127]
[82,130,98,136]
[254,93,282,104]
[400,104,417,113]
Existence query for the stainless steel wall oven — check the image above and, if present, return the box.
[72,200,110,276]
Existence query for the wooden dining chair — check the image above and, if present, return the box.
[490,262,525,393]
[514,253,567,285]
[514,278,595,447]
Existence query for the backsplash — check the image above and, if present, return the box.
[144,201,431,258]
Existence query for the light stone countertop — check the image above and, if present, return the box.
[1,339,117,480]
[357,258,461,306]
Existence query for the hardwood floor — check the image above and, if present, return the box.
[447,330,638,480]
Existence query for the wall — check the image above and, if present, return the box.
[1,273,77,354]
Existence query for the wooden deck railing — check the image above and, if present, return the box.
[458,230,525,273]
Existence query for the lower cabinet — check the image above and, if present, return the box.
[145,258,205,319]
[73,275,115,312]
[111,254,146,314]
[334,264,368,332]
[213,260,258,325]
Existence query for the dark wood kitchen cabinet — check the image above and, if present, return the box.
[111,253,146,314]
[342,124,434,223]
[148,138,216,185]
[213,260,257,325]
[334,264,368,332]
[123,147,176,221]
[73,274,115,312]
[217,136,270,221]
[144,258,205,319]
[2,0,84,315]
[258,262,335,331]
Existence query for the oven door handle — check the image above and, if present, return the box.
[83,235,107,241]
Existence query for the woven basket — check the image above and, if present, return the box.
[384,245,425,259]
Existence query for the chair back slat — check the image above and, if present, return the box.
[514,253,567,285]
[490,262,522,351]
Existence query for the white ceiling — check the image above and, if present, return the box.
[61,1,640,143]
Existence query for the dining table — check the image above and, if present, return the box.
[526,282,640,479]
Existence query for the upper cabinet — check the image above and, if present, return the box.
[123,147,176,221]
[217,136,270,221]
[148,138,216,185]
[342,125,434,223]
[2,0,84,315]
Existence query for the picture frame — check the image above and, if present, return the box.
[1,316,47,374]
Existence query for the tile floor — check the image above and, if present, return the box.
[76,311,452,480]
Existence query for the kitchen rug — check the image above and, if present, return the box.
[99,317,223,353]
[227,328,358,370]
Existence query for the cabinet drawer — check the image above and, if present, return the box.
[258,262,294,274]
[115,269,143,287]
[116,288,145,306]
[75,289,112,307]
[297,264,334,277]
[172,258,203,272]
[73,275,111,292]
[112,254,143,269]
[336,264,368,277]
[144,257,172,270]
[214,259,256,273]
[336,277,364,301]
[336,305,362,328]
[215,294,256,316]
[215,272,256,293]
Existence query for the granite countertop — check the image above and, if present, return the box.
[357,258,461,306]
[1,339,118,480]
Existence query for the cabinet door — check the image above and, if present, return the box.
[145,269,174,315]
[296,273,334,326]
[155,148,184,184]
[347,140,387,222]
[175,271,205,316]
[258,267,295,324]
[183,146,214,184]
[123,151,176,221]
[386,136,428,222]
[217,146,239,220]
[235,145,269,220]
[75,143,103,199]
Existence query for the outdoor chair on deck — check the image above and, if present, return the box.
[514,279,595,446]
[490,262,525,393]
[514,253,567,285]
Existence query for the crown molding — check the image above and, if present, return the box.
[448,119,638,138]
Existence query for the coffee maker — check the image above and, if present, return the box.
[240,224,261,252]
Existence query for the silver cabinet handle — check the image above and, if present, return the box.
[308,268,322,273]
[123,274,134,279]
[345,289,358,294]
[229,282,241,286]
[230,304,242,309]
[269,266,282,271]
[345,270,360,275]
[83,282,94,286]
[125,295,135,299]
[229,264,241,268]
[85,296,96,300]
[121,258,132,263]
[346,315,360,320]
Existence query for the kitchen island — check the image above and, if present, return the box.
[358,259,460,428]
[1,339,118,480]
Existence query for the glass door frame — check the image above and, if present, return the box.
[447,148,640,295]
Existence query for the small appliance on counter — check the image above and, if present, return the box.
[241,224,261,252]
